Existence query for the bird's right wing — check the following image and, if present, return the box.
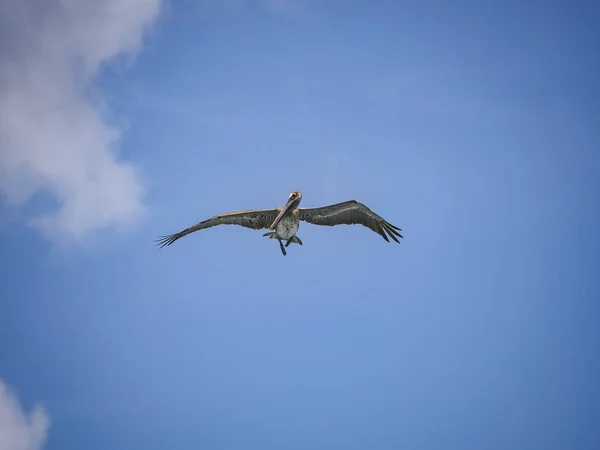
[156,208,281,248]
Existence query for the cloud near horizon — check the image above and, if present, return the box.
[0,0,162,242]
[0,379,49,450]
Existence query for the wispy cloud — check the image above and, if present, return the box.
[0,0,162,242]
[0,379,49,450]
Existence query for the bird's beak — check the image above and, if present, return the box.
[269,197,296,230]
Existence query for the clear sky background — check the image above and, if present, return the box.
[1,1,599,449]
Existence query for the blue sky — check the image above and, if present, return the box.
[1,1,599,449]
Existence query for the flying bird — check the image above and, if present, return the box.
[156,191,403,256]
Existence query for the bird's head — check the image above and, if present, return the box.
[288,191,302,202]
[269,191,303,229]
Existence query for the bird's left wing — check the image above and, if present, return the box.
[156,208,281,248]
[297,200,403,243]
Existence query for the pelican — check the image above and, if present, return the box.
[156,191,403,256]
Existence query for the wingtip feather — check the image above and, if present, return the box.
[155,234,178,248]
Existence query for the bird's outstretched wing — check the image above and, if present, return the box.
[156,208,281,248]
[297,200,403,243]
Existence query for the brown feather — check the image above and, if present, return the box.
[297,200,403,243]
[156,208,281,248]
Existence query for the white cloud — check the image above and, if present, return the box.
[0,0,162,242]
[0,379,49,450]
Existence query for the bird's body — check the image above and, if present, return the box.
[274,214,299,241]
[156,191,403,256]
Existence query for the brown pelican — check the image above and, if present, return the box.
[156,191,403,256]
